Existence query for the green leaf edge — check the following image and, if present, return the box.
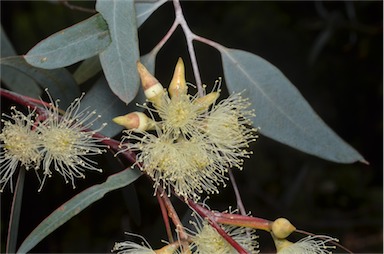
[17,168,142,254]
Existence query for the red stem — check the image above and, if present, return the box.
[188,200,248,254]
[212,211,271,232]
[156,192,174,243]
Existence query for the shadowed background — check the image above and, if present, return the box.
[1,1,382,253]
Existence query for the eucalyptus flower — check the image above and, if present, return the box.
[112,233,180,254]
[37,91,107,191]
[121,129,228,200]
[186,211,259,254]
[0,107,41,192]
[115,59,257,200]
[275,235,338,254]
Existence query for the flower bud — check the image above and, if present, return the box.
[154,242,181,254]
[137,61,165,106]
[169,58,188,98]
[113,112,155,131]
[194,91,220,112]
[271,218,296,239]
[273,237,294,253]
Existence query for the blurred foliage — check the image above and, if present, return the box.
[1,1,382,253]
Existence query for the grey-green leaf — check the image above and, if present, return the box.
[221,48,365,163]
[24,14,111,69]
[97,0,140,104]
[0,56,80,108]
[73,55,102,85]
[136,0,167,27]
[17,168,142,254]
[1,25,41,98]
[80,75,146,137]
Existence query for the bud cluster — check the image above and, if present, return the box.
[115,58,258,201]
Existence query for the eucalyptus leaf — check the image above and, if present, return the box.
[17,168,142,254]
[1,25,41,98]
[73,55,102,85]
[80,75,145,137]
[136,0,167,27]
[97,0,140,104]
[221,48,365,163]
[0,56,80,108]
[24,14,110,69]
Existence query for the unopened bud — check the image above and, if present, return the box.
[137,61,165,105]
[113,112,155,131]
[169,58,187,98]
[154,242,181,254]
[272,236,294,253]
[271,218,296,239]
[195,92,220,112]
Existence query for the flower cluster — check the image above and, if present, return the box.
[276,235,338,254]
[0,91,107,192]
[112,208,259,254]
[186,211,259,254]
[115,58,257,200]
[271,218,338,254]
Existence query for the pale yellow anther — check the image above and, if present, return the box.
[194,92,220,112]
[113,112,155,131]
[271,218,296,239]
[169,58,188,98]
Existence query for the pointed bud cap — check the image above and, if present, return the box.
[195,91,220,112]
[169,58,187,98]
[113,112,155,131]
[137,61,164,103]
[271,218,296,239]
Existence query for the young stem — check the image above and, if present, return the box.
[229,170,247,216]
[212,211,272,232]
[187,200,248,254]
[173,0,204,97]
[156,192,174,243]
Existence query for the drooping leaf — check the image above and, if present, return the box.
[80,75,146,137]
[73,55,102,85]
[1,25,41,98]
[135,0,167,27]
[221,48,365,163]
[0,56,80,108]
[96,0,140,104]
[6,169,25,253]
[17,168,142,254]
[24,14,111,69]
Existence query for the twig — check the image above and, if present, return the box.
[173,0,203,97]
[156,192,174,243]
[187,200,249,254]
[228,170,247,216]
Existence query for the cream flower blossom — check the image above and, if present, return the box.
[0,107,41,192]
[115,58,257,200]
[204,91,257,169]
[121,130,228,200]
[276,235,338,254]
[186,212,259,254]
[37,92,107,191]
[112,233,180,254]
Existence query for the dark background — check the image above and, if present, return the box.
[1,1,382,253]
